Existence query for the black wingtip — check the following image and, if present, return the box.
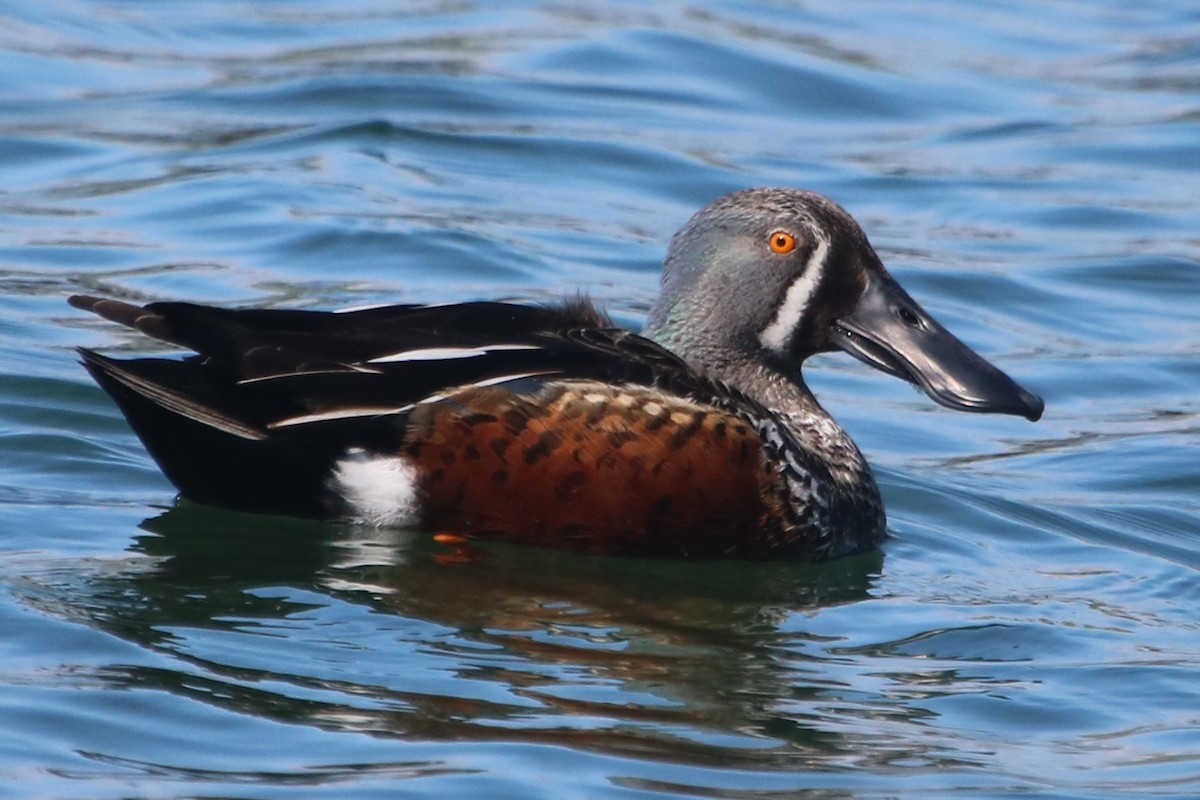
[1020,388,1045,422]
[68,294,100,312]
[69,294,183,345]
[76,345,115,376]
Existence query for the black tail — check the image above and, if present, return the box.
[79,349,341,518]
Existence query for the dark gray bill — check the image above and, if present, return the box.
[831,270,1044,422]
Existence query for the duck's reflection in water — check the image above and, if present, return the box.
[69,503,886,768]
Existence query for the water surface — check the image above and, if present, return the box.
[1,1,1198,798]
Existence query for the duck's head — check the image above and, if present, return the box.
[643,188,1043,422]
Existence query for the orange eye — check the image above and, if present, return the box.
[768,230,796,254]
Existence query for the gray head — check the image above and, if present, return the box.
[643,187,1043,421]
[644,188,872,367]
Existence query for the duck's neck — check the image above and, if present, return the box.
[645,315,870,473]
[647,321,863,470]
[716,354,888,559]
[645,327,886,556]
[713,356,872,485]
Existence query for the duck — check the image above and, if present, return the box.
[70,187,1043,560]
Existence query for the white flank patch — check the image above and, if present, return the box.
[758,232,830,354]
[329,448,422,527]
[369,344,542,363]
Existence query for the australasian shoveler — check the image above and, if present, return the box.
[71,188,1043,560]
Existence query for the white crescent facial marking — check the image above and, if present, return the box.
[758,231,830,354]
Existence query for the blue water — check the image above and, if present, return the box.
[1,1,1198,797]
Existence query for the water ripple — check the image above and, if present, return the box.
[1,1,1197,798]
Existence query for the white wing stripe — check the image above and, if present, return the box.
[269,406,409,428]
[369,344,542,363]
[238,365,383,385]
[268,370,557,429]
[333,302,398,314]
[409,370,557,406]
